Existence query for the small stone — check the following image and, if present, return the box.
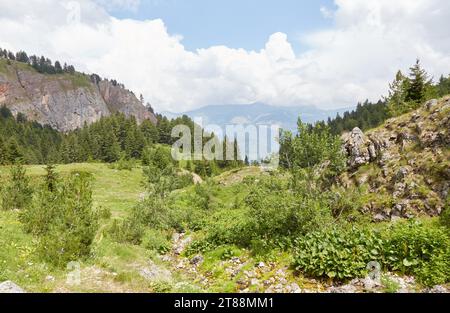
[425,99,438,111]
[428,285,448,293]
[373,214,387,222]
[278,277,287,285]
[328,284,357,293]
[0,281,26,293]
[290,283,301,293]
[45,275,55,282]
[275,269,286,277]
[190,255,204,266]
[250,278,260,286]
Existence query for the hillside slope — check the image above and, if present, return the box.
[0,58,156,131]
[342,96,450,220]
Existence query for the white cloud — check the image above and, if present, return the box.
[320,6,334,19]
[94,0,141,12]
[0,0,449,112]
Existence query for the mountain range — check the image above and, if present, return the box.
[163,103,351,133]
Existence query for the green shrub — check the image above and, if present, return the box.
[383,221,450,286]
[110,218,144,245]
[115,157,135,171]
[20,188,58,235]
[174,172,194,190]
[110,196,170,245]
[141,229,171,253]
[245,175,333,240]
[414,249,450,286]
[292,221,450,286]
[35,173,98,267]
[189,183,212,211]
[293,227,384,280]
[97,206,112,219]
[1,163,33,211]
[440,195,450,230]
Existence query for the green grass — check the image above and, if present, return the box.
[0,163,149,292]
[0,163,144,218]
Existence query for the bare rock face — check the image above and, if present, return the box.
[342,128,387,169]
[341,96,450,219]
[0,61,157,131]
[98,80,157,125]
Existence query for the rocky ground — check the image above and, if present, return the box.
[158,232,449,294]
[341,97,450,221]
[1,231,449,294]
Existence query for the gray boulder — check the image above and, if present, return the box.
[0,281,26,293]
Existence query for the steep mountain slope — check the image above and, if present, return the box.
[0,58,156,131]
[342,96,450,220]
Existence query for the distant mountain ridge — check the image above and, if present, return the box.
[163,103,351,133]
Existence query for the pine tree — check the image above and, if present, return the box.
[406,59,430,104]
[387,70,408,116]
[44,164,59,192]
[54,61,63,74]
[1,162,33,211]
[0,137,6,165]
[6,138,23,163]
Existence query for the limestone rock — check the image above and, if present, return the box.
[0,61,156,131]
[0,281,26,293]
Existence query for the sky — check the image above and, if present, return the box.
[109,0,335,53]
[0,0,449,113]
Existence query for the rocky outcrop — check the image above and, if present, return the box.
[341,96,450,219]
[98,80,157,125]
[0,59,156,131]
[342,128,389,169]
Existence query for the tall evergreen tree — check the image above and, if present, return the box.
[405,59,430,104]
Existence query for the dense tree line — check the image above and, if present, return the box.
[0,107,62,164]
[325,60,450,135]
[0,105,242,176]
[0,47,76,75]
[327,100,389,135]
[1,47,143,102]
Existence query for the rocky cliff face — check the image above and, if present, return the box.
[0,59,156,131]
[341,97,450,220]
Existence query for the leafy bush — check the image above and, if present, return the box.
[188,183,212,211]
[383,221,450,286]
[20,187,58,235]
[110,218,144,245]
[1,163,33,210]
[110,196,171,244]
[280,119,347,180]
[440,195,450,229]
[293,227,384,280]
[141,229,171,253]
[97,206,112,219]
[244,175,333,240]
[111,157,135,171]
[414,249,450,287]
[142,145,173,168]
[174,172,194,190]
[292,221,450,286]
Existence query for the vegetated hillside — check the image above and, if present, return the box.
[341,96,450,220]
[0,58,156,131]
